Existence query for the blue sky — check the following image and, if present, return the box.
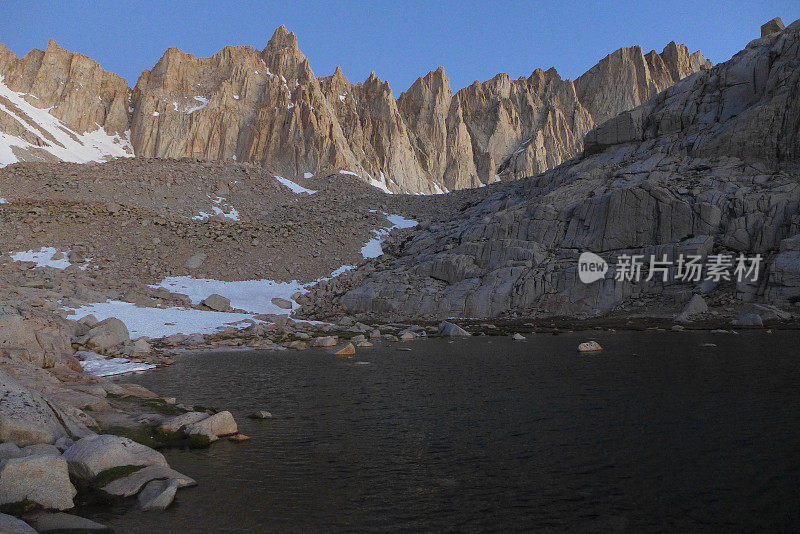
[1,1,798,93]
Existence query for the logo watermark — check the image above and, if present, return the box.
[578,252,762,284]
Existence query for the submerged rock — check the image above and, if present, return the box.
[334,343,356,357]
[138,479,179,511]
[248,411,273,420]
[21,512,111,533]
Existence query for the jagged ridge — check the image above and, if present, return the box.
[0,26,709,193]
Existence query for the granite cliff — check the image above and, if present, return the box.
[0,27,709,193]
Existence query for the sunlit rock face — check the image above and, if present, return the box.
[0,27,709,192]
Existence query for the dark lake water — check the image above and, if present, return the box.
[84,331,800,532]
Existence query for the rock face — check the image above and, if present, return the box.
[0,455,77,511]
[301,18,800,320]
[0,27,709,193]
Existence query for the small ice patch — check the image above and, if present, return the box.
[274,175,317,195]
[10,247,79,269]
[152,111,160,117]
[0,198,7,204]
[192,196,240,221]
[303,172,314,179]
[361,214,418,259]
[80,357,156,377]
[339,170,358,176]
[185,96,209,113]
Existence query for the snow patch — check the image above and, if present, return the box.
[303,172,314,179]
[154,277,308,315]
[0,79,134,167]
[361,213,418,258]
[79,356,156,377]
[192,196,240,221]
[9,247,88,269]
[274,175,317,195]
[69,300,258,339]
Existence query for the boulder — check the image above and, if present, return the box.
[0,513,37,534]
[578,341,603,352]
[158,411,210,434]
[334,343,356,357]
[183,411,238,438]
[62,435,168,482]
[356,340,373,348]
[0,369,86,446]
[80,318,130,351]
[270,297,293,310]
[202,294,231,311]
[512,333,526,340]
[228,434,251,443]
[137,479,179,511]
[132,338,151,354]
[21,512,111,533]
[399,332,416,341]
[676,294,708,323]
[0,455,76,511]
[101,465,196,497]
[248,411,273,420]
[438,321,470,337]
[0,311,74,368]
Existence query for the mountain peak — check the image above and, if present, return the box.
[266,25,299,52]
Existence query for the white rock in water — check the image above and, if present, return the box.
[101,465,196,497]
[512,333,526,340]
[183,411,238,438]
[578,341,602,352]
[438,321,470,337]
